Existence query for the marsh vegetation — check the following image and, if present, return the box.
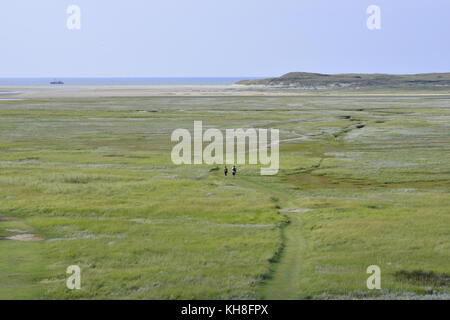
[0,94,449,299]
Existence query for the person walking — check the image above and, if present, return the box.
[232,165,237,177]
[224,166,228,176]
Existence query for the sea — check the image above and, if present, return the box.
[0,77,262,86]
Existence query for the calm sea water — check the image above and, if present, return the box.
[0,77,261,86]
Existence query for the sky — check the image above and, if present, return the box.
[0,0,449,77]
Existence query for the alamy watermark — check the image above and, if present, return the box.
[64,5,380,32]
[366,265,381,289]
[367,5,381,30]
[66,265,81,290]
[171,121,279,175]
[67,5,81,30]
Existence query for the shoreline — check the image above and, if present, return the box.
[0,85,449,99]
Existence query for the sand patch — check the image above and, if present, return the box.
[1,217,44,241]
[3,234,44,242]
[278,208,311,213]
[0,216,18,222]
[5,228,28,233]
[131,218,153,224]
[47,230,127,242]
[218,223,273,228]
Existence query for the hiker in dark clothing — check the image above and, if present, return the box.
[232,165,237,177]
[224,166,228,176]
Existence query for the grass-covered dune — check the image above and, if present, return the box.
[0,94,449,299]
[236,72,450,91]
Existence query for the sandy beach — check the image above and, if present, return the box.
[1,85,449,100]
[0,84,290,99]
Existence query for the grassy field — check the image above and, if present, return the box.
[0,95,449,299]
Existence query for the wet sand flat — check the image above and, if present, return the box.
[0,85,449,99]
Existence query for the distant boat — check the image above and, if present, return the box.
[50,79,64,85]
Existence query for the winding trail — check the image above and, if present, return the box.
[260,211,305,299]
[236,176,308,299]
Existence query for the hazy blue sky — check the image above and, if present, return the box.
[1,0,449,77]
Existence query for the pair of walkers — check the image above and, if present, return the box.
[224,165,237,177]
